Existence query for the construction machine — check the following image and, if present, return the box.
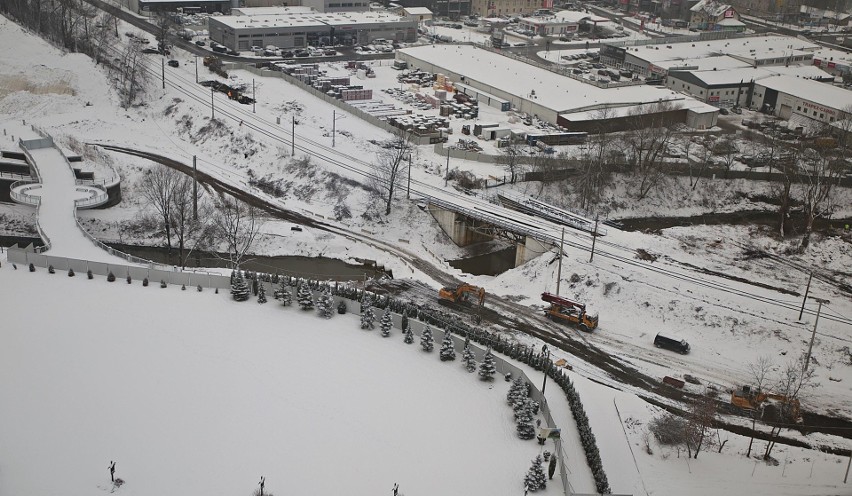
[541,292,598,331]
[730,385,802,422]
[438,283,485,308]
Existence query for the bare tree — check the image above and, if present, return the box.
[763,356,814,460]
[745,355,773,458]
[170,176,213,269]
[574,108,616,210]
[498,141,524,184]
[211,193,262,269]
[116,41,150,108]
[139,165,180,252]
[625,101,681,199]
[372,129,412,216]
[714,135,739,179]
[686,392,717,459]
[796,140,844,250]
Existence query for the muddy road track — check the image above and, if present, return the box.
[95,144,852,451]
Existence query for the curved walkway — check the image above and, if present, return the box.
[3,121,126,264]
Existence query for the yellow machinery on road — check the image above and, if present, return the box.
[541,292,598,331]
[438,283,485,308]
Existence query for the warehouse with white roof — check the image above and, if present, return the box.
[666,65,834,106]
[600,35,821,78]
[208,11,417,50]
[751,75,852,128]
[396,44,719,131]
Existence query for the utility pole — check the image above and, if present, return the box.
[252,78,256,114]
[192,155,198,220]
[803,298,828,374]
[844,448,851,483]
[407,152,412,199]
[589,215,599,263]
[194,55,198,83]
[161,57,165,89]
[211,87,214,119]
[291,116,295,156]
[798,271,813,321]
[332,109,336,147]
[555,227,564,295]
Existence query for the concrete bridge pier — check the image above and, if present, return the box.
[515,236,551,267]
[428,204,493,246]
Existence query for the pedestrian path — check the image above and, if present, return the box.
[2,121,126,264]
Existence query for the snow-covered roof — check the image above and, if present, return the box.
[555,10,610,23]
[209,11,410,29]
[403,7,432,15]
[754,75,852,111]
[716,18,746,26]
[662,54,752,71]
[231,6,316,15]
[559,98,719,121]
[621,35,820,65]
[811,46,852,67]
[670,64,832,86]
[690,0,733,16]
[399,44,706,114]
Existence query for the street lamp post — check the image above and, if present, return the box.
[541,345,550,395]
[803,297,829,374]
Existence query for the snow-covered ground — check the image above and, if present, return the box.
[0,264,576,496]
[2,12,852,496]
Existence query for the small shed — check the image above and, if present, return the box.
[403,7,432,23]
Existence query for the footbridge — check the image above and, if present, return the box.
[426,197,555,268]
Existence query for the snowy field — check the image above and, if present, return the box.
[0,265,568,496]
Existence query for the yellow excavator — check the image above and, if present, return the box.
[438,283,485,308]
[541,292,598,331]
[731,385,802,422]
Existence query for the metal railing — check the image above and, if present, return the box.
[73,185,110,208]
[0,171,31,181]
[9,180,42,206]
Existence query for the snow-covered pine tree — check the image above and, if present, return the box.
[462,339,477,373]
[507,376,529,405]
[297,282,314,310]
[403,322,414,344]
[316,288,334,319]
[231,273,250,302]
[380,308,393,337]
[523,455,547,492]
[439,331,456,361]
[277,280,292,306]
[478,347,496,381]
[257,283,267,304]
[516,399,537,439]
[420,324,434,351]
[360,301,376,330]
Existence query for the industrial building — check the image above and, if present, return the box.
[689,0,743,31]
[751,75,852,128]
[208,11,417,50]
[665,65,833,105]
[395,44,719,131]
[517,11,610,36]
[600,34,822,78]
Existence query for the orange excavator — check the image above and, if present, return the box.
[438,283,485,308]
[730,385,802,422]
[541,292,598,331]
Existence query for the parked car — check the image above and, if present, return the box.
[195,40,206,46]
[281,50,294,58]
[167,59,179,67]
[141,47,159,54]
[719,107,730,115]
[654,334,690,354]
